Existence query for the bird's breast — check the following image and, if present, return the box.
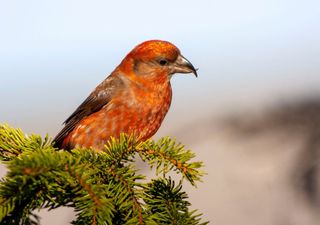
[118,81,172,138]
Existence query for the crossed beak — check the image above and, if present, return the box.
[172,54,198,77]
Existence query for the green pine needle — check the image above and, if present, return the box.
[0,125,208,224]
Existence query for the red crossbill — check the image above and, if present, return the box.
[53,40,197,150]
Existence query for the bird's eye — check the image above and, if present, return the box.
[159,59,168,66]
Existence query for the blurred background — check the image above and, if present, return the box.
[1,0,320,224]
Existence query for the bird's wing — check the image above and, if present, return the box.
[53,75,124,148]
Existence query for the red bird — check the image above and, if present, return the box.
[53,40,197,150]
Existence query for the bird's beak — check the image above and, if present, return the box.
[172,54,198,77]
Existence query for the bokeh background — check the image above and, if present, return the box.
[1,0,320,224]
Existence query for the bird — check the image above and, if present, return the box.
[53,40,197,151]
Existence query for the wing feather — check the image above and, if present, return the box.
[53,75,123,148]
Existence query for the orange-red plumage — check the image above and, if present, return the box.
[53,40,197,150]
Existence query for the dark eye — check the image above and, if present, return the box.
[159,59,168,66]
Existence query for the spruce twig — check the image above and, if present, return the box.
[0,125,208,224]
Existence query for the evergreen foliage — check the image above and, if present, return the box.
[0,124,208,225]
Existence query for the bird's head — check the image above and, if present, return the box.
[118,40,197,83]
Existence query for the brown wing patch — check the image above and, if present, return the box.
[53,75,124,149]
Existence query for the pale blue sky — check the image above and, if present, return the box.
[1,0,320,136]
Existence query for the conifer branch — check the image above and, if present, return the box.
[107,167,143,224]
[136,138,205,186]
[0,125,208,224]
[142,178,209,225]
